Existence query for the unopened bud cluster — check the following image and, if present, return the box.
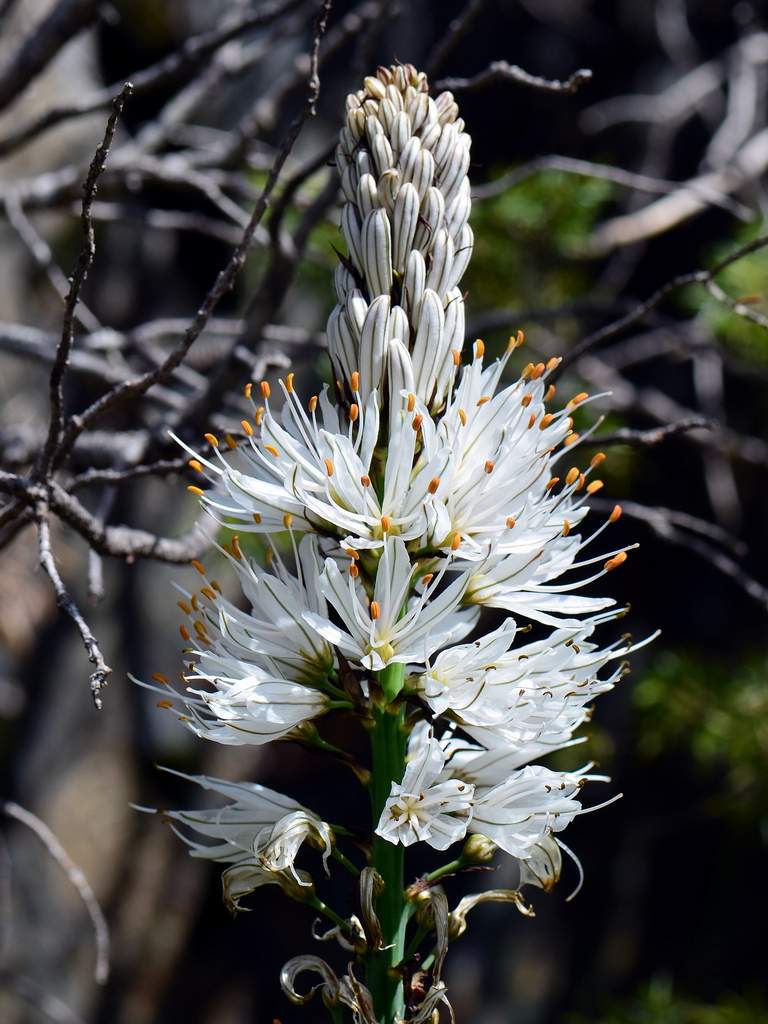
[329,64,472,413]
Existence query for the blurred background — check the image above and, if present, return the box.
[0,1,767,1022]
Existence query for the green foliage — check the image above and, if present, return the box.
[465,170,613,313]
[566,978,768,1024]
[634,650,768,819]
[681,220,768,364]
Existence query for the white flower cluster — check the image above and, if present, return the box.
[143,65,652,930]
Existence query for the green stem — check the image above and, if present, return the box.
[368,668,407,1023]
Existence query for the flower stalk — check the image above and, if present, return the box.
[369,695,408,1019]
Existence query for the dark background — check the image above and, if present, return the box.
[0,1,766,1022]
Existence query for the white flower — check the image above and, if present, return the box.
[418,621,648,732]
[181,668,330,746]
[144,770,333,889]
[304,535,478,670]
[376,723,474,850]
[468,764,590,858]
[179,384,453,551]
[197,533,334,684]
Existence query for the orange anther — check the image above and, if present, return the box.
[587,480,604,495]
[609,504,623,523]
[361,474,371,487]
[566,467,580,485]
[370,601,381,620]
[605,551,628,572]
[204,433,219,447]
[474,339,485,358]
[351,371,360,392]
[241,419,254,437]
[191,560,206,575]
[324,458,334,477]
[260,380,271,399]
[349,403,359,422]
[484,460,494,474]
[264,444,280,458]
[506,516,516,528]
[428,477,441,494]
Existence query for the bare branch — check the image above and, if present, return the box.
[471,154,753,220]
[424,0,489,78]
[0,0,307,158]
[51,1,333,469]
[557,232,768,372]
[36,82,132,480]
[1,800,109,982]
[581,418,711,448]
[433,60,592,96]
[0,0,99,115]
[34,502,111,706]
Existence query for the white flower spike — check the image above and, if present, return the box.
[147,62,653,1024]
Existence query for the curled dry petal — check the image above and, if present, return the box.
[449,888,534,939]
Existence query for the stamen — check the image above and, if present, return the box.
[407,393,416,412]
[283,513,294,530]
[474,339,485,358]
[370,601,381,620]
[191,560,206,575]
[260,380,271,400]
[177,600,191,614]
[204,433,219,448]
[609,504,622,522]
[286,372,295,393]
[539,413,554,430]
[476,395,491,406]
[527,413,536,429]
[521,362,534,380]
[506,516,516,528]
[458,408,467,426]
[349,562,359,578]
[451,532,462,550]
[254,407,265,426]
[152,672,169,685]
[484,460,494,474]
[231,536,243,561]
[381,515,391,532]
[188,459,203,473]
[546,476,560,490]
[412,414,423,431]
[308,395,318,413]
[351,370,360,392]
[324,458,334,477]
[590,452,606,467]
[211,581,222,593]
[562,519,571,536]
[264,444,280,458]
[567,391,589,408]
[587,480,604,494]
[531,362,546,379]
[224,434,237,450]
[241,419,254,437]
[521,394,532,408]
[187,485,205,496]
[252,512,262,524]
[349,403,359,422]
[156,700,173,710]
[179,624,191,641]
[546,356,561,372]
[244,382,253,399]
[564,432,580,446]
[544,384,556,402]
[421,573,434,586]
[428,477,441,494]
[605,551,628,571]
[565,467,580,485]
[452,349,461,366]
[361,475,371,487]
